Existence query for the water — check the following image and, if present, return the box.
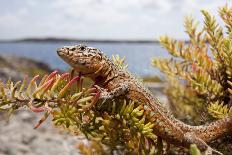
[0,42,169,76]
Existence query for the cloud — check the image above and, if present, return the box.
[0,0,230,40]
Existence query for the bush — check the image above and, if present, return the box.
[153,5,232,122]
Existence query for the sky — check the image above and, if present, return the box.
[0,0,231,40]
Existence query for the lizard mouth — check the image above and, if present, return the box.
[57,48,74,65]
[57,48,68,56]
[81,71,96,76]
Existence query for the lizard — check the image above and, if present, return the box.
[57,44,232,154]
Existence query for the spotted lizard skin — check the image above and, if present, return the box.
[57,44,232,154]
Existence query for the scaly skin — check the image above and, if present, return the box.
[57,44,232,154]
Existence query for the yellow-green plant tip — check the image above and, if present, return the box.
[19,75,28,93]
[112,101,116,114]
[135,110,144,117]
[120,100,127,115]
[123,104,130,115]
[189,144,201,155]
[127,101,134,114]
[208,101,232,119]
[71,92,83,101]
[26,75,40,97]
[131,117,139,122]
[38,74,48,87]
[58,76,80,99]
[84,88,97,95]
[141,129,153,135]
[32,78,54,98]
[51,73,69,92]
[95,117,103,123]
[147,134,157,140]
[143,122,155,130]
[0,85,4,99]
[11,81,21,99]
[77,96,93,104]
[6,78,11,89]
[99,126,105,131]
[116,114,120,119]
[228,88,232,95]
[131,105,143,115]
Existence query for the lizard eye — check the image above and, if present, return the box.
[70,47,76,51]
[80,46,86,51]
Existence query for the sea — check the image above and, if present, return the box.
[0,42,169,77]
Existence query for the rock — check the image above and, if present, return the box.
[0,110,82,155]
[0,54,52,82]
[0,67,24,82]
[1,55,51,73]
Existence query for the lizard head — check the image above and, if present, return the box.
[57,44,107,77]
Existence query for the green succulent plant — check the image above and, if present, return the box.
[0,70,161,154]
[152,5,232,121]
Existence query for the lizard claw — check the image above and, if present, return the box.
[93,85,112,101]
[99,91,113,102]
[100,91,112,99]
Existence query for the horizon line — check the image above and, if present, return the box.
[0,37,189,44]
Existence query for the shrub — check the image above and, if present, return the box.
[152,5,232,122]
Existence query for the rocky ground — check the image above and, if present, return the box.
[0,110,85,155]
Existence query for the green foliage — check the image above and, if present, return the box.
[152,4,232,120]
[0,70,162,154]
[207,101,232,119]
[112,55,128,70]
[77,140,108,155]
[190,144,201,155]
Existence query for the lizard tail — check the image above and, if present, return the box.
[192,116,232,142]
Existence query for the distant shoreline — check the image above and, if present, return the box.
[0,38,159,44]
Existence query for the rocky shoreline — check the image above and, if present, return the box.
[0,54,52,82]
